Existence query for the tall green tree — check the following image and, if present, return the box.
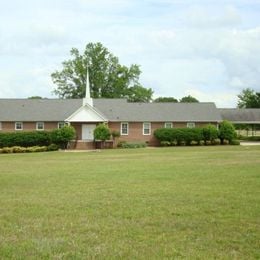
[52,42,153,102]
[237,88,260,108]
[179,95,199,103]
[153,97,178,103]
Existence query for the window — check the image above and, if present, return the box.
[58,122,66,129]
[164,122,173,128]
[121,122,128,135]
[187,122,195,128]
[15,122,23,130]
[0,122,2,130]
[143,122,151,135]
[36,122,44,130]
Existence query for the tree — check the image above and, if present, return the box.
[179,95,199,103]
[51,125,76,149]
[93,124,111,141]
[153,97,178,103]
[127,85,154,102]
[237,88,260,108]
[218,120,236,143]
[52,42,153,102]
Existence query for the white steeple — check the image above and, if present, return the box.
[83,67,93,107]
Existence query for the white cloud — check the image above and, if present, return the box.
[183,5,242,28]
[185,88,238,108]
[0,0,260,107]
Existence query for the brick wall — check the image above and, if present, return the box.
[0,122,60,132]
[0,121,219,147]
[108,121,218,146]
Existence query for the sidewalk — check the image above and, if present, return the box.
[240,141,260,146]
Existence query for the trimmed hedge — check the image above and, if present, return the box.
[118,141,147,148]
[154,127,204,146]
[0,144,59,154]
[154,123,237,146]
[0,131,51,148]
[202,124,219,142]
[0,126,76,149]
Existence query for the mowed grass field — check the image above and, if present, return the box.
[0,146,259,259]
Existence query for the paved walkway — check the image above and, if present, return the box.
[240,141,260,146]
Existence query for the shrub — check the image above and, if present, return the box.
[25,146,47,153]
[51,126,76,149]
[120,142,147,148]
[205,140,212,145]
[117,141,127,148]
[212,138,221,145]
[222,139,229,145]
[185,128,203,145]
[0,145,58,154]
[190,140,198,146]
[199,140,205,146]
[219,120,236,143]
[154,128,174,142]
[12,146,27,153]
[94,124,111,141]
[171,141,177,146]
[160,141,171,147]
[230,139,240,145]
[2,147,13,153]
[111,130,120,139]
[47,144,59,151]
[35,146,47,152]
[154,127,203,146]
[203,124,219,142]
[0,131,51,148]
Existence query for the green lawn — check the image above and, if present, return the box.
[0,146,259,259]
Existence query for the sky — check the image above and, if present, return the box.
[0,0,260,107]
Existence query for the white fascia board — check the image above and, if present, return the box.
[65,104,108,122]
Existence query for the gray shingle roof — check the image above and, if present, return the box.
[93,99,222,122]
[0,98,222,122]
[0,99,82,121]
[219,108,260,124]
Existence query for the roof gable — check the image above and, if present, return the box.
[65,104,107,122]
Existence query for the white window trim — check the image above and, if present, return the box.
[121,122,129,135]
[0,122,2,130]
[15,122,23,131]
[36,122,44,131]
[164,122,173,128]
[143,122,151,135]
[58,122,67,129]
[187,122,196,128]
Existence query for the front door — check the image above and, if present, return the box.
[82,124,96,140]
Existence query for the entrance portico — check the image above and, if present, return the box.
[65,102,107,149]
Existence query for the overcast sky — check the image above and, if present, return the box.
[0,0,260,107]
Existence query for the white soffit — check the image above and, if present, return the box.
[66,105,107,122]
